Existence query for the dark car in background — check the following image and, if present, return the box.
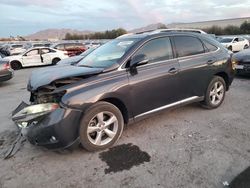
[0,59,13,82]
[233,49,250,75]
[12,31,234,151]
[51,42,86,57]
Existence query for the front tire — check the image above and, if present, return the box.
[228,46,232,51]
[201,76,226,109]
[79,102,124,151]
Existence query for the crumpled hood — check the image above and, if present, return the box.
[57,56,84,66]
[28,65,104,91]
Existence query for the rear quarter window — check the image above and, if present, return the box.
[173,36,205,57]
[202,40,218,52]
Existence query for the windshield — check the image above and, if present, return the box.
[220,38,233,43]
[77,38,140,68]
[80,47,97,57]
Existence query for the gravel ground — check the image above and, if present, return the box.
[0,67,249,188]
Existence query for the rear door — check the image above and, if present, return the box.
[172,35,216,99]
[127,37,181,117]
[40,48,52,65]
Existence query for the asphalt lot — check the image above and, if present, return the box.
[0,67,250,188]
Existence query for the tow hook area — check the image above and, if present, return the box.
[1,101,29,159]
[2,129,26,159]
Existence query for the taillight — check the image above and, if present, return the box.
[3,63,10,70]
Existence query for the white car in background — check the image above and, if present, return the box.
[4,47,68,70]
[220,37,249,52]
[6,44,26,55]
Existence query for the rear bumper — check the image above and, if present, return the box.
[13,103,82,149]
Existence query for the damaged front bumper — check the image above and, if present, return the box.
[12,102,82,149]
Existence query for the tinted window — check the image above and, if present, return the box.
[173,36,205,57]
[203,40,218,52]
[239,38,244,41]
[234,38,239,42]
[135,37,173,64]
[12,45,23,48]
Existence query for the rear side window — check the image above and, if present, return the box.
[135,37,173,64]
[203,40,218,52]
[173,36,205,57]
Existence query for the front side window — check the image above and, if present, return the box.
[78,38,140,68]
[25,49,39,56]
[173,36,205,57]
[134,37,173,64]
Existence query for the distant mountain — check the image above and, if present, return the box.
[129,23,167,33]
[25,29,93,40]
[24,23,167,40]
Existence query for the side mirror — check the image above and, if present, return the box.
[233,40,237,43]
[130,54,149,67]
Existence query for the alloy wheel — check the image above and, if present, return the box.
[87,111,118,146]
[209,81,225,106]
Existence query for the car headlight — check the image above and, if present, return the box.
[12,103,59,128]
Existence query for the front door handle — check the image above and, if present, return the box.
[168,67,178,74]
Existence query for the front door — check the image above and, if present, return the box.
[22,49,41,66]
[127,37,181,117]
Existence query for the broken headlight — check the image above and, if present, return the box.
[12,103,59,128]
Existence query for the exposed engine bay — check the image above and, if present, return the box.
[30,77,83,104]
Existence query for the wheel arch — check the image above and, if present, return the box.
[214,72,229,90]
[100,97,129,124]
[10,60,22,69]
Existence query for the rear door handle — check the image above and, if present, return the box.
[168,67,178,74]
[207,59,214,65]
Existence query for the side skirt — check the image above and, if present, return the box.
[131,96,204,122]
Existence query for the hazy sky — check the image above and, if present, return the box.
[0,0,250,37]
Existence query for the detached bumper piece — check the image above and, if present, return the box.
[12,101,82,149]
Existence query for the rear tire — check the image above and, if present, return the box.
[11,61,22,70]
[52,58,61,65]
[201,76,226,109]
[79,101,124,151]
[244,44,249,49]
